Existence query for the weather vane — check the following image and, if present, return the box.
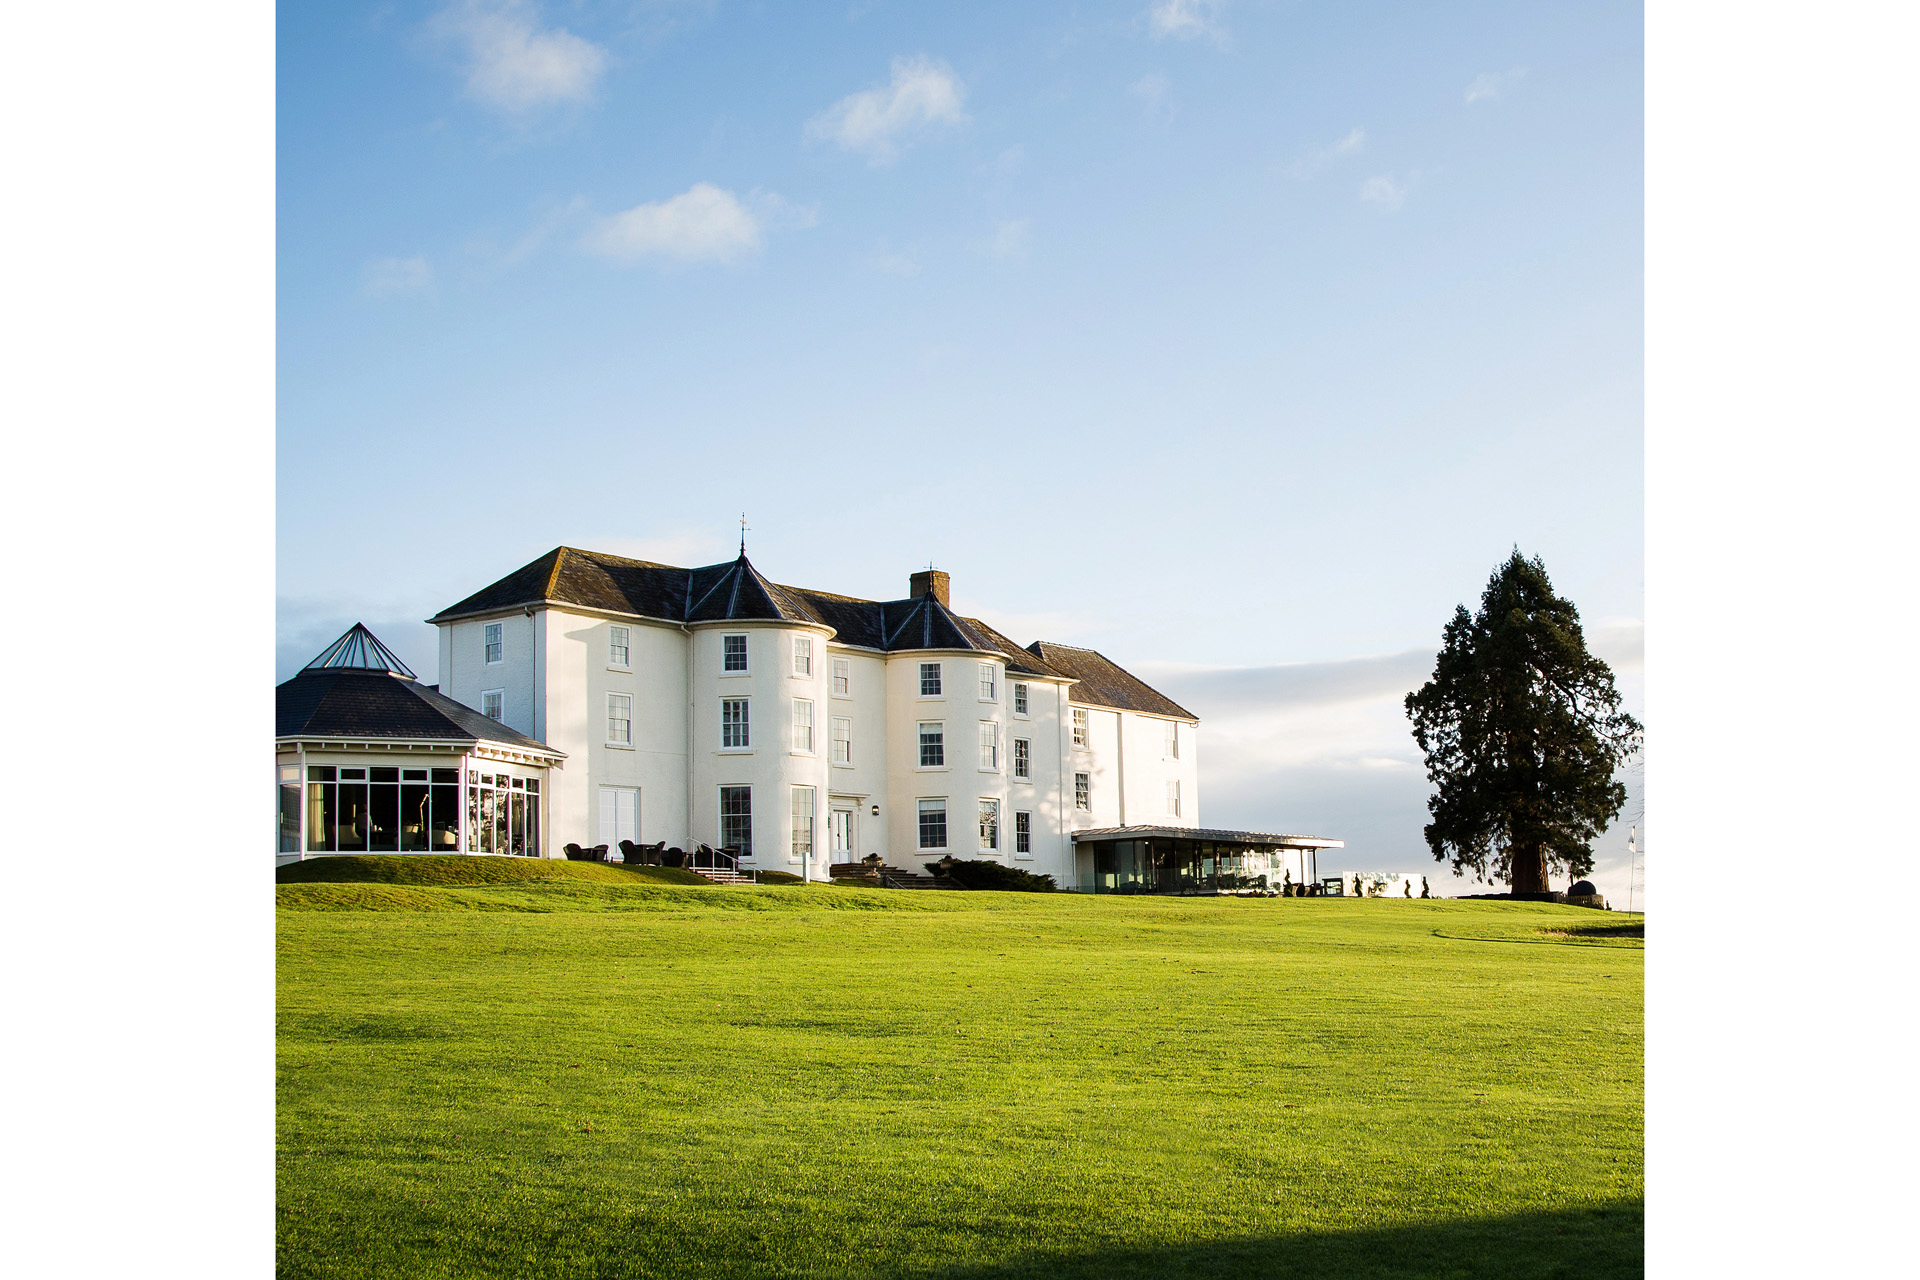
[739,512,749,555]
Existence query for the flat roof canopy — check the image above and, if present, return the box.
[1073,825,1343,849]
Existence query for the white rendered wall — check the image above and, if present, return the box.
[685,622,834,871]
[824,646,890,861]
[544,608,690,853]
[442,612,540,739]
[1116,712,1201,828]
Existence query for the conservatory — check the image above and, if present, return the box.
[275,624,565,864]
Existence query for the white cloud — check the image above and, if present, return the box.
[1464,67,1527,104]
[362,256,433,297]
[1360,173,1408,210]
[1129,71,1173,121]
[1135,636,1645,905]
[1147,0,1226,42]
[433,0,608,112]
[805,55,967,163]
[1285,126,1365,179]
[867,248,921,276]
[582,183,763,265]
[983,218,1030,259]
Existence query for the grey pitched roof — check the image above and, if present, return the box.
[276,668,562,755]
[427,549,1188,713]
[279,622,559,753]
[1026,642,1198,720]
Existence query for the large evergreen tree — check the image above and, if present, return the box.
[1404,551,1642,895]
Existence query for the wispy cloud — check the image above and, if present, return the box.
[431,1,609,112]
[1285,126,1365,179]
[1147,0,1227,43]
[582,183,763,266]
[805,56,967,164]
[867,247,921,276]
[982,219,1031,260]
[1464,67,1527,104]
[362,255,433,298]
[1129,71,1173,122]
[1360,172,1410,210]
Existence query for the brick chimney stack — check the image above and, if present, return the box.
[909,569,950,607]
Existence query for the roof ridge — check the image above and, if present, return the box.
[543,547,567,601]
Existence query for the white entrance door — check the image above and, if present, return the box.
[828,807,854,862]
[599,787,640,852]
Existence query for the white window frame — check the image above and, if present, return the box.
[609,625,631,669]
[917,721,946,769]
[1167,778,1182,817]
[719,785,753,857]
[1072,706,1089,749]
[1014,810,1032,857]
[832,656,851,697]
[720,697,751,750]
[1013,737,1031,780]
[607,693,633,746]
[978,798,999,851]
[978,721,999,771]
[792,635,813,677]
[791,786,815,863]
[917,798,948,850]
[831,716,852,766]
[721,633,749,674]
[1013,682,1029,717]
[792,698,815,754]
[1164,720,1179,759]
[919,662,943,697]
[1074,771,1091,811]
[484,622,503,665]
[481,688,505,722]
[978,663,997,702]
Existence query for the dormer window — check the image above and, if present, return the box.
[919,662,942,696]
[484,623,502,665]
[722,634,748,673]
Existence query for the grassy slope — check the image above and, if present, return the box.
[277,889,1642,1279]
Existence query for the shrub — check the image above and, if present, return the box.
[925,859,1057,892]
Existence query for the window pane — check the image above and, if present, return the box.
[720,786,753,856]
[831,717,851,765]
[979,722,997,770]
[723,634,748,671]
[611,625,630,665]
[1014,738,1030,778]
[337,782,370,851]
[793,699,814,752]
[307,765,335,782]
[920,663,941,696]
[1075,773,1090,810]
[917,800,947,849]
[979,799,998,850]
[279,782,301,852]
[401,783,429,851]
[431,768,458,784]
[919,723,944,767]
[369,781,400,852]
[791,786,815,861]
[833,657,850,696]
[526,794,540,858]
[793,636,812,675]
[305,782,335,852]
[1014,683,1028,715]
[495,782,509,854]
[1015,811,1031,854]
[431,784,460,850]
[511,792,526,856]
[479,787,495,854]
[978,663,995,700]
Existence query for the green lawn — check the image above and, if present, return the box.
[277,860,1642,1279]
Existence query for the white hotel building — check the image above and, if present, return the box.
[278,546,1341,892]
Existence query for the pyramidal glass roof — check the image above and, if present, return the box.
[304,623,417,679]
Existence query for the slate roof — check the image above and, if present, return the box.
[428,548,1184,711]
[276,668,562,756]
[1025,642,1198,720]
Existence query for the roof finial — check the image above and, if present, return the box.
[739,512,749,556]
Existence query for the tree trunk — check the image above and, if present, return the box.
[1509,842,1549,895]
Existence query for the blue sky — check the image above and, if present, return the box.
[279,0,1643,898]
